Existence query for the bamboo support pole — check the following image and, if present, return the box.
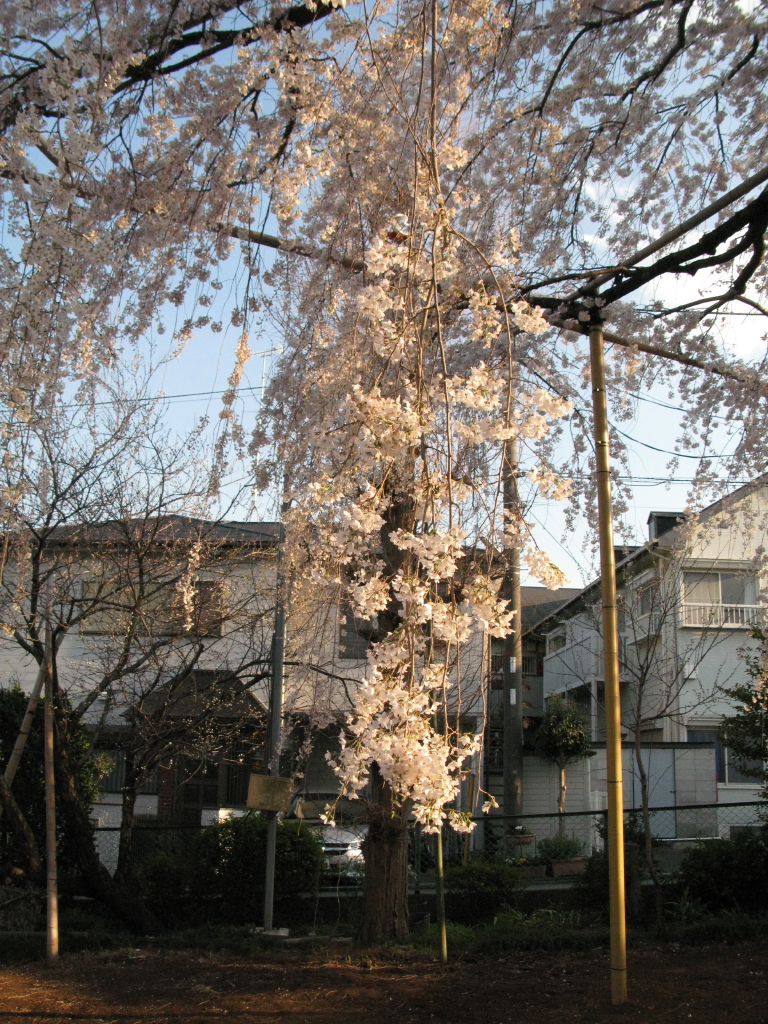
[0,660,46,804]
[589,324,627,1005]
[43,626,58,963]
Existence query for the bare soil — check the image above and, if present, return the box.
[0,941,765,1023]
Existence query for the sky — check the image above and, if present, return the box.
[130,226,767,593]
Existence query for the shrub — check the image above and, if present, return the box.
[0,686,99,880]
[538,834,583,863]
[678,830,768,915]
[444,861,523,924]
[136,813,324,927]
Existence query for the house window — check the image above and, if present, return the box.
[639,586,654,617]
[96,749,157,794]
[522,653,538,675]
[682,572,759,627]
[178,760,220,825]
[81,579,222,637]
[338,612,373,660]
[683,571,757,606]
[547,628,566,654]
[687,728,762,785]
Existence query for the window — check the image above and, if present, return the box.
[683,571,757,606]
[522,653,538,675]
[682,572,759,627]
[178,758,220,825]
[687,728,763,785]
[81,579,222,637]
[639,586,655,617]
[547,628,566,654]
[338,612,373,660]
[96,749,157,794]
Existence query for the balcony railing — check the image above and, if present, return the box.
[680,603,764,628]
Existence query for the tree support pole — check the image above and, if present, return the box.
[589,324,627,1005]
[264,512,286,933]
[43,625,58,963]
[4,661,46,789]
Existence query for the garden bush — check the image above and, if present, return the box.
[537,834,583,863]
[136,813,323,928]
[444,861,523,924]
[677,829,768,915]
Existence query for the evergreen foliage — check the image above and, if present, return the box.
[0,685,99,877]
[719,627,768,793]
[534,696,591,768]
[136,813,324,927]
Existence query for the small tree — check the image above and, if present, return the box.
[535,695,591,829]
[720,626,768,794]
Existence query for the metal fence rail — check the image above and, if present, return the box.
[89,800,767,879]
[444,800,767,865]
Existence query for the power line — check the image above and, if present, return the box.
[612,425,735,459]
[62,383,265,410]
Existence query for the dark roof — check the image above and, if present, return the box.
[40,515,281,549]
[521,586,582,631]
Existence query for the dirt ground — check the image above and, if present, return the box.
[0,941,765,1024]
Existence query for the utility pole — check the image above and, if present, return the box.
[263,506,286,933]
[502,439,524,822]
[43,623,58,963]
[589,323,627,1006]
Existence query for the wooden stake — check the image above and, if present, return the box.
[43,625,58,963]
[589,324,627,1005]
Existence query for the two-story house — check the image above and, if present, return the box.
[520,479,768,841]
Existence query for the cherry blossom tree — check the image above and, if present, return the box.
[3,0,768,942]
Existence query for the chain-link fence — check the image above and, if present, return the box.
[441,800,768,868]
[91,800,766,887]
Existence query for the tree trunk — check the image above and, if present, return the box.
[53,706,160,934]
[558,763,567,834]
[115,763,139,886]
[0,774,43,883]
[359,762,410,944]
[634,735,664,930]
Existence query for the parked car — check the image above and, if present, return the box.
[321,826,366,872]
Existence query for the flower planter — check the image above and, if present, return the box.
[509,834,535,847]
[518,864,547,881]
[551,857,587,877]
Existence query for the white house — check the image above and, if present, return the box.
[516,480,768,844]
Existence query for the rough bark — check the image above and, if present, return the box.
[114,762,139,886]
[558,763,567,834]
[359,762,410,944]
[355,474,415,944]
[0,774,43,883]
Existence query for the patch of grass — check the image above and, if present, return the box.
[404,909,609,955]
[669,912,768,946]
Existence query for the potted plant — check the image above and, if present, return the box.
[508,824,535,848]
[538,835,586,877]
[507,855,547,881]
